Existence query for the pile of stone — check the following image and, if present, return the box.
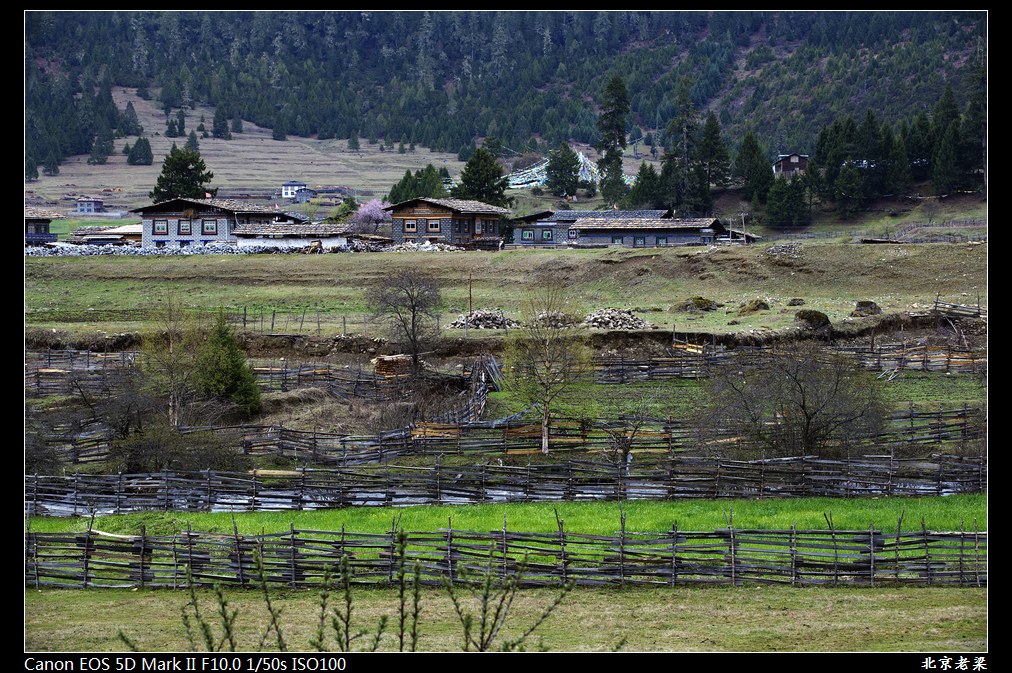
[25,242,276,257]
[764,242,803,259]
[384,240,463,252]
[449,308,519,330]
[528,310,578,329]
[582,308,652,330]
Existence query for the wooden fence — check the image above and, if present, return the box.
[38,402,984,467]
[25,454,986,517]
[24,519,987,589]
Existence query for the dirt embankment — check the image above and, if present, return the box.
[27,311,982,362]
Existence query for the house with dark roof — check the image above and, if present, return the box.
[25,207,62,246]
[513,209,727,247]
[384,197,511,249]
[132,197,308,248]
[74,195,105,215]
[772,153,809,179]
[281,180,308,199]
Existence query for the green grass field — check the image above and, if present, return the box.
[28,495,986,537]
[25,240,987,339]
[24,585,987,652]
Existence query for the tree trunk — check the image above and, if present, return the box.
[541,405,550,454]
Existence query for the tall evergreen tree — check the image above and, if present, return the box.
[149,146,215,203]
[212,107,232,140]
[544,142,581,197]
[596,74,630,205]
[622,162,663,209]
[698,111,732,189]
[932,122,960,195]
[735,130,773,203]
[193,312,261,419]
[451,147,511,207]
[128,137,154,166]
[185,130,200,152]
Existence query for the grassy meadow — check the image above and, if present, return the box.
[25,239,988,339]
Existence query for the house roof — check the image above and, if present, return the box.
[384,197,511,216]
[233,222,351,237]
[132,197,293,216]
[544,209,670,222]
[570,217,721,231]
[25,207,64,220]
[86,224,143,235]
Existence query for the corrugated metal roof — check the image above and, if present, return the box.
[571,217,720,231]
[544,209,670,221]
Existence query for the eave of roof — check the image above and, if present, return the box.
[384,197,510,216]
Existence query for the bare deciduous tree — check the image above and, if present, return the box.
[366,270,443,374]
[502,283,592,454]
[700,342,888,459]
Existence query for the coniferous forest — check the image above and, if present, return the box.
[25,11,986,195]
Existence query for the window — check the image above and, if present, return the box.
[453,220,461,233]
[521,230,534,241]
[179,240,189,248]
[634,236,646,247]
[404,219,417,232]
[656,237,668,246]
[155,240,166,248]
[427,219,441,232]
[178,219,192,235]
[568,229,578,239]
[153,219,168,235]
[611,236,624,245]
[541,229,553,241]
[202,219,218,235]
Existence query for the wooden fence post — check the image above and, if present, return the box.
[445,518,454,587]
[670,523,678,587]
[138,524,148,589]
[790,522,798,586]
[290,524,298,588]
[555,509,567,586]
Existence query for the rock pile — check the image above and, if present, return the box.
[449,309,519,330]
[582,308,652,330]
[25,242,290,257]
[737,299,770,316]
[532,310,578,328]
[384,241,463,252]
[764,242,803,259]
[850,300,883,317]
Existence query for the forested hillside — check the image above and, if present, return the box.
[25,11,985,174]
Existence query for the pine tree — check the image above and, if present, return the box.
[622,162,663,209]
[932,122,959,195]
[451,147,511,207]
[185,130,200,152]
[596,74,630,205]
[698,111,732,189]
[544,142,580,197]
[128,137,154,166]
[193,312,261,419]
[25,154,39,181]
[149,146,215,202]
[212,107,231,140]
[735,131,773,203]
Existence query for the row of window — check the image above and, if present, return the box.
[151,219,220,236]
[520,228,579,241]
[517,230,672,246]
[402,218,498,235]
